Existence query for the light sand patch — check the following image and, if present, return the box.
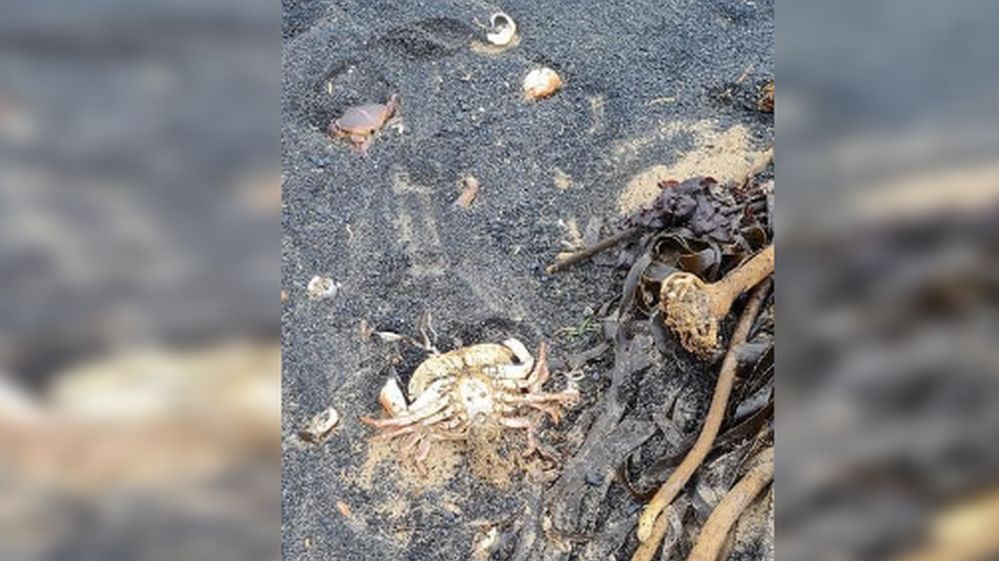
[616,120,766,214]
[354,436,462,493]
[559,218,584,250]
[466,426,517,489]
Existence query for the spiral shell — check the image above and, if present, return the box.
[486,12,517,47]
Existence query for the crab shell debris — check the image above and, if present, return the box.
[523,67,562,100]
[327,94,399,151]
[360,339,579,475]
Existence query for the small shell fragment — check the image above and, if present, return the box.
[523,67,562,100]
[454,176,480,208]
[306,275,338,300]
[336,501,352,517]
[298,405,340,443]
[486,12,517,47]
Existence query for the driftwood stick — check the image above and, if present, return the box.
[546,227,641,274]
[630,279,771,561]
[685,447,774,561]
[547,147,774,275]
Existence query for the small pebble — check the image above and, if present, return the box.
[585,471,605,486]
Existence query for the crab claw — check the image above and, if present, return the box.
[502,338,533,364]
[378,376,408,416]
[483,338,536,379]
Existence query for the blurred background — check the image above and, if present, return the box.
[0,1,280,561]
[3,1,998,561]
[779,1,999,561]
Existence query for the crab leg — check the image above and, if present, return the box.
[408,379,453,411]
[360,400,448,429]
[498,389,578,421]
[483,338,535,379]
[489,341,552,391]
[412,437,434,476]
[360,379,453,429]
[499,415,559,460]
[401,426,464,476]
[525,342,550,392]
[366,405,456,437]
[529,402,565,423]
[434,417,471,439]
[398,431,424,464]
[503,391,578,405]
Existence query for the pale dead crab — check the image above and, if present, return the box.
[360,338,579,475]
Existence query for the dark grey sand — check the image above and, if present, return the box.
[282,1,773,559]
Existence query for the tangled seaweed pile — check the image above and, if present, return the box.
[502,173,775,561]
[621,176,773,316]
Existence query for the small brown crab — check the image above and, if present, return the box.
[360,339,579,475]
[326,94,399,153]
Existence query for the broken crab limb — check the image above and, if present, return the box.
[658,244,774,356]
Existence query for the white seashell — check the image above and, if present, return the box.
[298,405,340,443]
[306,275,338,300]
[486,12,517,46]
[522,67,563,100]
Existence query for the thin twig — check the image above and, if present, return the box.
[685,447,774,561]
[547,146,774,275]
[734,63,755,85]
[631,279,772,561]
[545,227,640,274]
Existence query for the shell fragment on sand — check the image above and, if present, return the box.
[523,67,563,100]
[298,405,340,443]
[486,12,517,47]
[306,275,338,300]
